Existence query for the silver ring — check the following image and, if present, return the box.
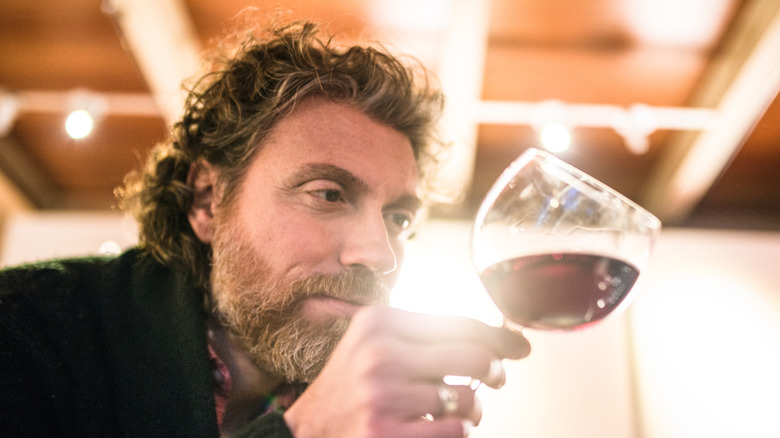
[437,384,459,416]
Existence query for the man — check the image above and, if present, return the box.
[0,21,529,437]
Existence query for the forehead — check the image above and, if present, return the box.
[250,98,419,191]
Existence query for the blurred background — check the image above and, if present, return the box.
[1,1,778,437]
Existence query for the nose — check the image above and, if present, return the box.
[339,212,398,275]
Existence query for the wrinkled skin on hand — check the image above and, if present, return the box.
[284,306,531,438]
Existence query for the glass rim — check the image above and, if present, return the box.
[474,147,662,231]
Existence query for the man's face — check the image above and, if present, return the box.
[207,98,421,382]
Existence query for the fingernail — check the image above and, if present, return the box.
[486,358,506,388]
[510,334,532,359]
[461,419,474,437]
[498,333,529,360]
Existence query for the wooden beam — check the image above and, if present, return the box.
[0,136,63,208]
[0,160,34,254]
[0,170,33,212]
[104,0,202,125]
[432,0,493,203]
[640,0,780,224]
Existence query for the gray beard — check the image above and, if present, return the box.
[209,221,389,383]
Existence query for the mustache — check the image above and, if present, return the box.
[281,270,391,311]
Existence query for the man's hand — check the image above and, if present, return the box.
[283,306,531,437]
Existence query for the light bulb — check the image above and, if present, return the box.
[65,109,93,139]
[540,123,571,152]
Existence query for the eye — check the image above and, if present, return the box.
[389,213,411,230]
[306,186,346,204]
[384,211,416,238]
[316,189,343,203]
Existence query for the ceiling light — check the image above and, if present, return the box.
[64,91,107,140]
[65,110,94,139]
[475,100,717,155]
[612,104,658,154]
[540,123,571,153]
[0,89,160,139]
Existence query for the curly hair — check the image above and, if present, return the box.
[116,20,446,287]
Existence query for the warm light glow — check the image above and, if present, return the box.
[540,123,571,152]
[621,0,733,48]
[65,109,93,139]
[98,240,122,256]
[370,0,450,31]
[391,222,638,438]
[391,220,502,326]
[630,230,780,437]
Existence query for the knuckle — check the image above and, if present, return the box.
[353,340,402,379]
[463,346,493,375]
[361,413,395,438]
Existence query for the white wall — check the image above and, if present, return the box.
[629,229,780,438]
[0,211,138,267]
[2,212,779,437]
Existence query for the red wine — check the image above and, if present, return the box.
[479,253,639,330]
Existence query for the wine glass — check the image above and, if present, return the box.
[471,148,661,332]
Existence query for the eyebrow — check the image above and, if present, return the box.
[290,162,423,211]
[290,163,365,190]
[388,193,424,213]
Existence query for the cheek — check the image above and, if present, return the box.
[247,209,343,271]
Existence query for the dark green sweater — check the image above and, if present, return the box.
[0,248,292,437]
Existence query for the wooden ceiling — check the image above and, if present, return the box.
[1,0,779,231]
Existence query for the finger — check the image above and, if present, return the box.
[380,417,473,438]
[373,381,479,423]
[430,384,480,423]
[356,306,531,360]
[402,416,475,438]
[481,358,507,389]
[378,341,507,389]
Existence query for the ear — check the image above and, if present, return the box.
[187,159,221,244]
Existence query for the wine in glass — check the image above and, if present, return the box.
[471,148,661,332]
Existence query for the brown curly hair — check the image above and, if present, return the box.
[116,20,446,287]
